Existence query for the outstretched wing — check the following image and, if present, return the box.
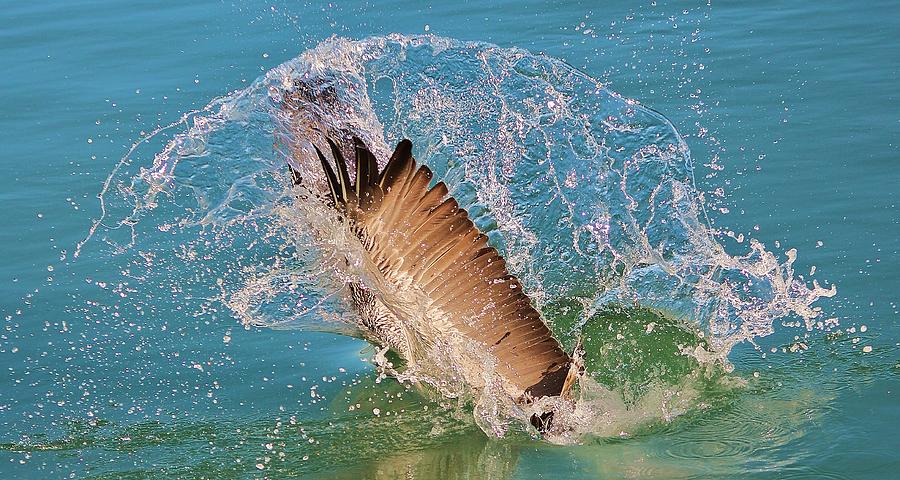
[305,137,572,399]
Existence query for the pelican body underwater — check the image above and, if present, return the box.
[282,90,581,433]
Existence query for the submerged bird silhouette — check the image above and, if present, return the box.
[285,129,580,431]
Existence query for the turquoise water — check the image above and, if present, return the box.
[2,1,898,478]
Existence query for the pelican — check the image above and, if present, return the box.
[282,88,581,433]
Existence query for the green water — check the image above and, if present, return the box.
[2,1,898,478]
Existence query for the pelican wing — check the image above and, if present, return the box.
[304,137,572,399]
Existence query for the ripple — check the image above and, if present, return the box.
[774,469,853,480]
[664,435,757,460]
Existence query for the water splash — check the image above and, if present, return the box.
[85,34,836,440]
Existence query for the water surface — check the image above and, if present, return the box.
[1,1,897,478]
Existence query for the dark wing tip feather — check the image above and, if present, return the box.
[313,144,342,205]
[378,139,414,188]
[352,136,379,196]
[419,164,434,181]
[325,137,353,201]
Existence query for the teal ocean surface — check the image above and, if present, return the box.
[2,1,897,478]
